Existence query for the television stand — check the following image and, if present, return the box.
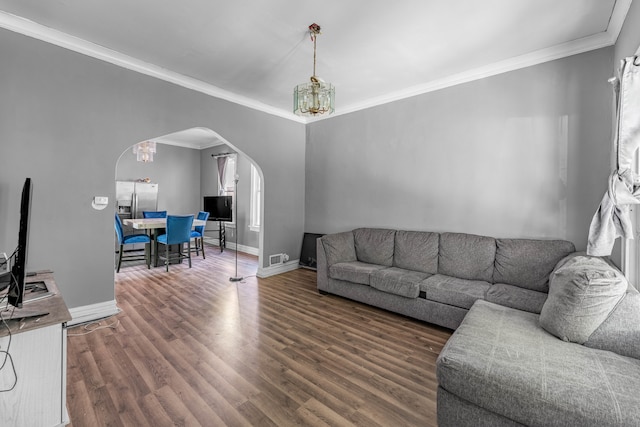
[0,271,71,426]
[218,221,226,253]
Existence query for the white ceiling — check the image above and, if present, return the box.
[0,1,631,133]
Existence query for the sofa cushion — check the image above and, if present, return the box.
[329,261,387,285]
[493,238,575,292]
[486,283,548,314]
[437,300,640,427]
[584,292,640,359]
[370,267,430,298]
[420,274,490,309]
[393,231,439,274]
[353,228,396,266]
[439,232,495,282]
[321,231,357,266]
[539,255,628,344]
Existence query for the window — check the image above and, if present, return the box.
[219,155,236,226]
[222,156,236,195]
[249,164,261,232]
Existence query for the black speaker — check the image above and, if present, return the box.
[299,233,324,270]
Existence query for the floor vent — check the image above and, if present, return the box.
[269,254,284,266]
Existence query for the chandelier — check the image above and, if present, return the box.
[294,23,335,117]
[132,141,156,163]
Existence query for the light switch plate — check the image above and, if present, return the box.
[94,196,108,205]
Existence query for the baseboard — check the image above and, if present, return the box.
[67,299,120,327]
[257,259,300,278]
[202,237,259,256]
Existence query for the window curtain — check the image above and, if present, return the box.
[587,56,640,256]
[217,156,228,196]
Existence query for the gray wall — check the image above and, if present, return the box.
[200,145,259,250]
[306,47,614,250]
[116,143,201,215]
[0,29,305,309]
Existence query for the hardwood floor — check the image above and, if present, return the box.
[67,245,452,426]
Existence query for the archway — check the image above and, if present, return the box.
[113,127,264,275]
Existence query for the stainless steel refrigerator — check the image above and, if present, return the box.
[116,181,159,249]
[116,181,159,219]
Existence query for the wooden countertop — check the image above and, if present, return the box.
[0,271,71,337]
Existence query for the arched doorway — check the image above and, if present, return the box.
[113,127,264,275]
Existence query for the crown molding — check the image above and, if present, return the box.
[151,138,224,150]
[317,0,633,121]
[333,32,613,118]
[609,0,633,43]
[154,138,224,150]
[0,1,632,124]
[0,11,306,124]
[332,0,632,119]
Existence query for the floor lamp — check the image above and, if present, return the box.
[229,175,243,282]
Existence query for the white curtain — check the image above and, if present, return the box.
[587,56,640,256]
[217,156,228,196]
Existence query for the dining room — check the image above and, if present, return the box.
[114,131,262,277]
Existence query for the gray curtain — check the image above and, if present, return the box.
[587,56,640,256]
[217,156,228,196]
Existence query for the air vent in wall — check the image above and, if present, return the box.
[269,254,283,266]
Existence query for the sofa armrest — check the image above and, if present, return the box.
[316,231,357,292]
[317,237,329,292]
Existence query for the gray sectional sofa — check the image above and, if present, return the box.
[316,228,575,329]
[316,228,640,426]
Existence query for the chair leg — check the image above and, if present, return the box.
[116,244,124,272]
[165,244,170,272]
[145,242,150,269]
[201,237,206,259]
[195,238,200,256]
[154,240,159,268]
[187,241,192,268]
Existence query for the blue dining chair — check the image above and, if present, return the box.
[142,211,167,218]
[114,213,151,272]
[155,215,194,272]
[142,210,167,237]
[190,211,210,259]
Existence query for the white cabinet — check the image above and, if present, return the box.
[0,272,70,426]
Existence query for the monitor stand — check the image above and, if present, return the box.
[0,280,53,321]
[22,280,55,303]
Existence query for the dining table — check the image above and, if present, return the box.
[123,217,206,233]
[123,217,207,267]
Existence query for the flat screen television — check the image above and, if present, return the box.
[203,196,233,222]
[1,178,32,309]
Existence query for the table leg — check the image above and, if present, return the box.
[153,228,160,267]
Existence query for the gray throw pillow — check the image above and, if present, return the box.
[321,231,357,266]
[493,238,575,292]
[539,255,628,344]
[353,228,396,266]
